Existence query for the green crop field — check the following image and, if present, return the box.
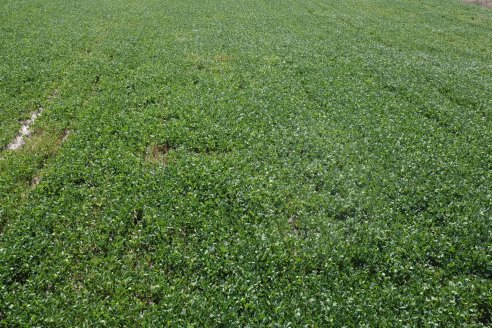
[1,0,491,325]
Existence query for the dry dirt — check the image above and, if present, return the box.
[465,0,492,9]
[7,108,44,150]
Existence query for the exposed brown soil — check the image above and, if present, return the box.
[5,89,62,152]
[60,129,71,143]
[146,142,172,166]
[288,215,300,234]
[465,0,492,9]
[47,89,60,101]
[30,176,41,187]
[6,108,44,150]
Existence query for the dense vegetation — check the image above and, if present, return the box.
[1,0,491,325]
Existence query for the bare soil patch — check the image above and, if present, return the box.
[30,176,41,187]
[146,142,172,166]
[465,0,492,9]
[7,108,44,150]
[60,129,71,144]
